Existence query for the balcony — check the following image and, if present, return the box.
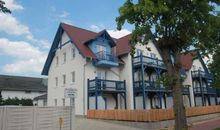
[88,78,126,93]
[194,87,216,94]
[133,55,166,69]
[134,80,170,92]
[95,51,118,67]
[191,70,213,80]
[134,80,190,94]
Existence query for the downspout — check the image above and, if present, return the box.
[83,58,88,115]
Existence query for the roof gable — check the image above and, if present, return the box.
[180,51,209,73]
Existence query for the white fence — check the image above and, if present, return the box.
[0,106,75,130]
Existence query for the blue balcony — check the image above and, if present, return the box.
[94,51,119,67]
[134,80,190,94]
[194,87,216,94]
[88,78,126,93]
[134,80,170,92]
[191,70,213,80]
[133,55,166,70]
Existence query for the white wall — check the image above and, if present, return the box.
[47,31,86,116]
[33,99,46,106]
[48,31,124,115]
[1,90,44,100]
[134,41,162,60]
[119,55,134,109]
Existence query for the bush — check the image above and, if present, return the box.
[0,97,33,106]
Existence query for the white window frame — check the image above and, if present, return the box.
[96,44,106,52]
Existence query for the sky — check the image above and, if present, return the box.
[0,0,132,77]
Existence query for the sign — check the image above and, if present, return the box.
[64,88,77,98]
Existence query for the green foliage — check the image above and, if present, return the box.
[116,0,220,56]
[116,1,220,129]
[0,97,33,106]
[0,0,11,13]
[209,46,220,95]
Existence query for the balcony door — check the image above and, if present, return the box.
[97,71,106,90]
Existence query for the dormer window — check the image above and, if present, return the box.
[96,44,106,53]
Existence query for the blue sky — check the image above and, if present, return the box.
[0,0,132,77]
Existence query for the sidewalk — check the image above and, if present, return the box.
[190,118,220,130]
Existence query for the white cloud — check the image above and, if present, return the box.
[0,13,32,36]
[107,29,131,39]
[89,24,105,32]
[0,38,47,74]
[57,11,70,18]
[4,0,24,11]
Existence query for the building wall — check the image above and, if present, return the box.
[33,99,47,106]
[1,90,44,100]
[119,55,134,109]
[47,31,86,115]
[134,41,162,60]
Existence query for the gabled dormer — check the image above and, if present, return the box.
[86,30,119,67]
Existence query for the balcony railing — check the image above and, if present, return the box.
[134,80,190,94]
[88,78,126,92]
[134,80,170,92]
[191,70,213,79]
[194,87,216,94]
[133,55,166,69]
[96,51,117,62]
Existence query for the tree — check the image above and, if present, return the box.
[0,0,11,13]
[209,46,220,97]
[116,1,220,130]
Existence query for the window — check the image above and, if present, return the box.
[62,98,65,106]
[136,49,143,56]
[63,75,66,85]
[55,77,58,86]
[71,71,75,83]
[56,56,59,66]
[63,52,66,63]
[54,99,57,106]
[150,53,156,58]
[72,48,75,58]
[96,45,106,52]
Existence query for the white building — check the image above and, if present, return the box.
[33,94,47,106]
[0,75,47,100]
[42,23,217,115]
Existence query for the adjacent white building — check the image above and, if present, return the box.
[42,23,217,115]
[0,75,47,100]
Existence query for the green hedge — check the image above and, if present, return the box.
[0,97,33,106]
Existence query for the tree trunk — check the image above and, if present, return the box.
[159,48,188,130]
[172,69,188,130]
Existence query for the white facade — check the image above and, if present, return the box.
[46,25,216,115]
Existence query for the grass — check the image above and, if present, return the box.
[213,128,220,130]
